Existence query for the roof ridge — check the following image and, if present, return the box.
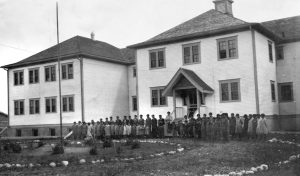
[261,15,300,23]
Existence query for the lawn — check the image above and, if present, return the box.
[0,135,299,176]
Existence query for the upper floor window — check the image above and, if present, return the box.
[14,70,24,86]
[270,81,276,102]
[183,43,200,64]
[29,68,39,84]
[62,63,73,80]
[268,41,273,62]
[29,98,40,114]
[151,87,167,107]
[45,65,56,82]
[62,95,74,112]
[14,100,24,115]
[276,46,284,60]
[132,96,137,111]
[278,82,293,102]
[219,79,240,102]
[133,66,136,77]
[45,97,57,113]
[217,36,238,60]
[149,49,165,69]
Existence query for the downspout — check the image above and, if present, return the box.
[4,68,10,128]
[135,50,140,116]
[250,26,260,114]
[79,57,85,122]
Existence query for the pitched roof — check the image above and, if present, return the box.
[261,15,300,43]
[162,68,214,96]
[2,36,135,69]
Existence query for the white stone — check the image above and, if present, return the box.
[100,159,104,163]
[246,171,254,174]
[61,161,69,167]
[77,142,81,144]
[91,160,96,164]
[29,163,34,168]
[96,160,100,163]
[250,167,257,172]
[49,162,56,167]
[79,159,86,164]
[177,148,184,152]
[289,155,297,161]
[228,172,236,176]
[16,164,22,168]
[261,164,268,170]
[4,163,11,168]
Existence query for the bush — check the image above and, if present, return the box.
[89,146,98,155]
[131,141,140,150]
[11,143,22,153]
[103,138,112,148]
[52,144,64,154]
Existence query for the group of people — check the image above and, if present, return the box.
[70,112,269,142]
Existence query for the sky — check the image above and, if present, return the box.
[0,0,299,113]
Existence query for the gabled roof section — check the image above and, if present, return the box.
[2,36,135,69]
[162,68,214,96]
[261,15,300,43]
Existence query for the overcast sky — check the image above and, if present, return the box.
[0,0,299,113]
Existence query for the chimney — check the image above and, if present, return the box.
[213,0,233,16]
[90,32,95,40]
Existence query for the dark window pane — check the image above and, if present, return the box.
[150,52,157,68]
[35,100,40,113]
[276,46,284,60]
[132,97,137,111]
[192,45,199,62]
[133,67,136,77]
[68,64,73,79]
[159,89,166,105]
[231,82,239,100]
[34,69,39,83]
[280,84,293,101]
[51,66,56,81]
[69,97,74,111]
[52,99,56,112]
[30,100,34,114]
[183,47,190,64]
[219,41,227,59]
[19,72,23,85]
[221,83,229,101]
[268,42,273,61]
[45,67,50,81]
[271,82,276,101]
[62,65,67,79]
[14,72,18,85]
[29,70,34,83]
[19,101,24,115]
[62,97,67,112]
[46,99,50,112]
[158,51,164,67]
[152,90,158,106]
[14,101,19,115]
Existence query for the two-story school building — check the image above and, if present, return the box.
[2,0,300,137]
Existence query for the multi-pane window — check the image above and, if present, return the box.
[14,100,25,115]
[149,49,165,69]
[268,41,273,62]
[276,46,284,60]
[14,70,24,86]
[32,129,38,136]
[45,97,57,113]
[220,79,240,102]
[151,87,167,106]
[278,82,293,102]
[45,65,56,82]
[62,63,73,80]
[132,96,137,111]
[217,36,238,60]
[50,128,56,136]
[29,68,39,84]
[16,129,22,137]
[62,95,74,112]
[29,99,40,114]
[133,67,136,77]
[271,81,276,102]
[183,43,200,64]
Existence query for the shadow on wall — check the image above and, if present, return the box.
[266,115,300,131]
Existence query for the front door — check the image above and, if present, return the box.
[187,89,197,118]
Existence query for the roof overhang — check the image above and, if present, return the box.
[162,68,214,97]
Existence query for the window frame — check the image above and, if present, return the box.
[268,41,274,62]
[217,36,238,61]
[29,98,40,115]
[13,70,24,86]
[182,42,201,65]
[45,65,56,82]
[61,63,74,80]
[149,48,166,69]
[270,81,276,102]
[28,68,39,84]
[16,129,22,137]
[45,97,57,113]
[62,95,75,112]
[133,66,137,77]
[278,82,294,102]
[219,79,241,103]
[150,87,168,107]
[49,128,56,136]
[276,45,284,60]
[14,99,25,115]
[132,96,137,111]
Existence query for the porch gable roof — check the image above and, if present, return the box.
[162,68,214,96]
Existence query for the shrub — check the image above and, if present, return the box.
[103,138,112,148]
[52,144,64,154]
[131,141,140,150]
[11,143,22,153]
[89,146,98,155]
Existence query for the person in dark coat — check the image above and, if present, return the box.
[196,114,202,139]
[243,114,249,139]
[145,115,152,138]
[158,115,165,138]
[81,121,88,140]
[151,115,158,138]
[229,113,236,139]
[71,122,78,140]
[201,114,207,140]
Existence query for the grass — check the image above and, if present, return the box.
[0,135,299,175]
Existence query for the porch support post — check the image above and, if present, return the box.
[196,89,200,115]
[173,89,176,119]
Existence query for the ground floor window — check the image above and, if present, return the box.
[50,128,56,136]
[151,87,167,107]
[278,82,293,102]
[62,95,74,112]
[14,100,25,115]
[16,129,22,137]
[270,81,276,102]
[219,79,241,102]
[132,96,137,111]
[32,129,38,136]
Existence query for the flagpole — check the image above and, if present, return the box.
[56,1,63,146]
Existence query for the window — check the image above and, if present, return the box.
[268,41,273,62]
[149,49,165,69]
[16,129,22,137]
[278,82,293,102]
[219,79,240,102]
[151,87,167,106]
[62,63,73,80]
[29,68,39,84]
[14,70,24,86]
[271,81,276,102]
[50,128,56,136]
[217,36,238,60]
[132,96,137,111]
[45,97,57,113]
[62,95,74,112]
[14,100,24,115]
[45,65,56,82]
[183,43,200,64]
[32,129,38,136]
[29,99,40,114]
[133,66,136,77]
[276,46,284,60]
